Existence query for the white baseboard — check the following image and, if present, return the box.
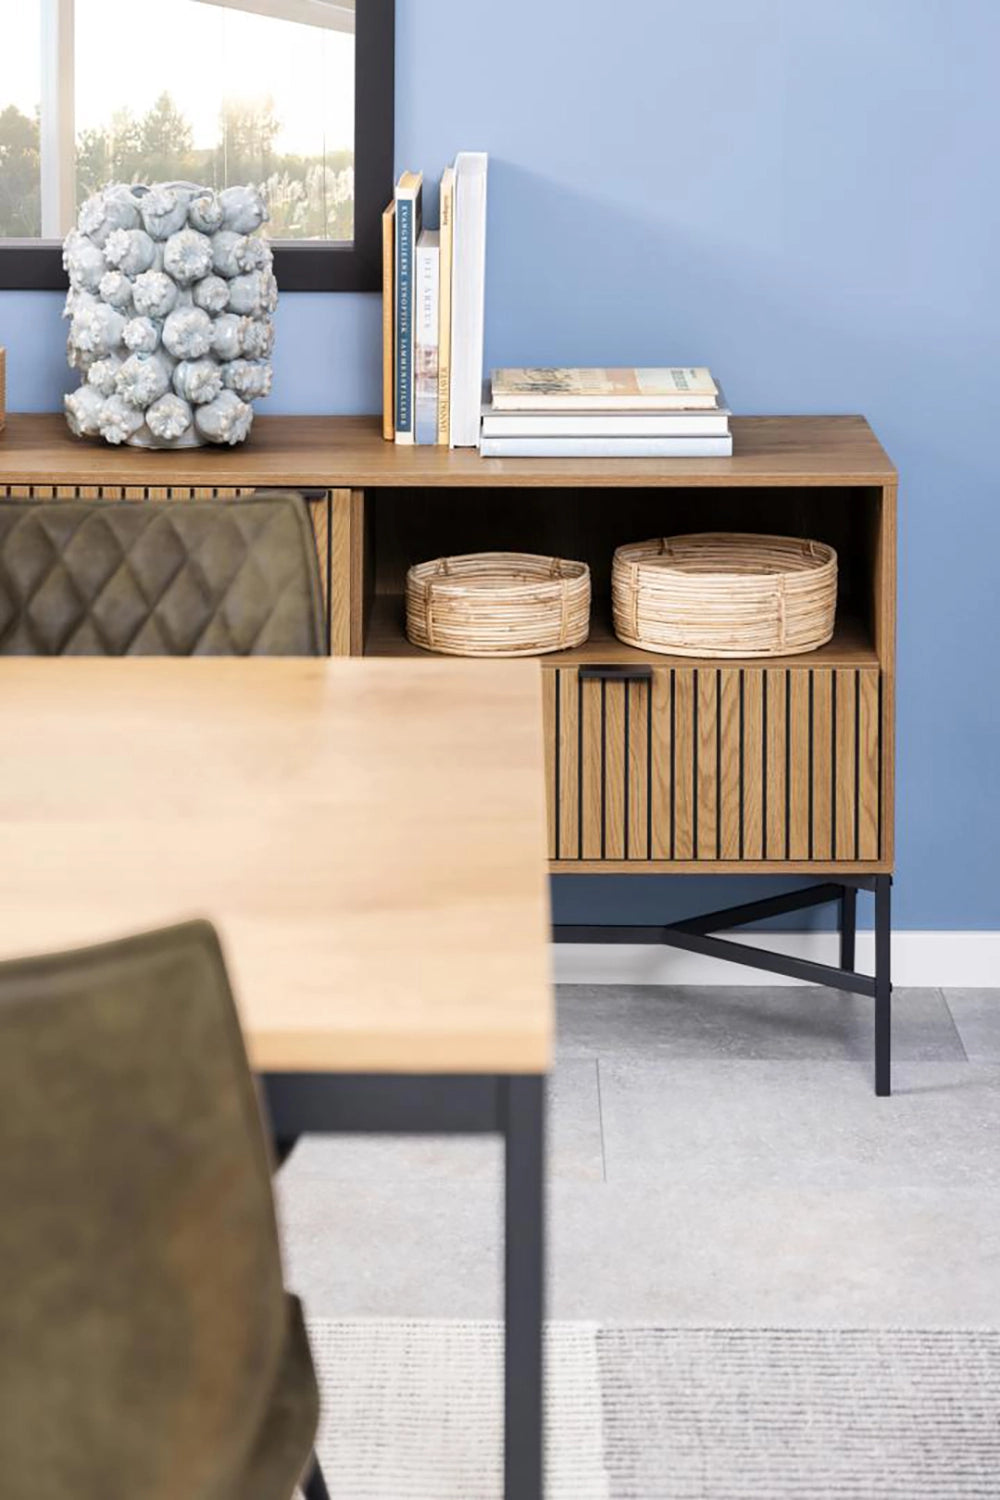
[552,932,1000,988]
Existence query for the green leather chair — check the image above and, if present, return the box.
[0,921,327,1500]
[0,496,330,1495]
[0,491,325,655]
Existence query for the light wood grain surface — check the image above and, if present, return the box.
[0,659,553,1074]
[0,413,896,488]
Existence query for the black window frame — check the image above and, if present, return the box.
[0,0,394,293]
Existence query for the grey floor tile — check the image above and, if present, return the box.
[281,1058,603,1185]
[944,989,1000,1061]
[279,1160,1000,1328]
[278,1175,501,1320]
[558,985,966,1062]
[547,1178,1000,1325]
[597,1059,1000,1190]
[275,994,1000,1335]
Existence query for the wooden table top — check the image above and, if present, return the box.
[0,412,896,488]
[0,658,553,1074]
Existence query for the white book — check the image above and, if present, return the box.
[449,152,488,447]
[414,230,440,445]
[436,166,455,444]
[479,434,734,459]
[481,408,731,438]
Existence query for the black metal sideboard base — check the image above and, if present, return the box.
[554,874,893,1096]
[264,1072,546,1500]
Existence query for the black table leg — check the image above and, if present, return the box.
[875,874,892,1097]
[502,1074,545,1500]
[840,883,857,972]
[302,1456,331,1500]
[273,1135,299,1168]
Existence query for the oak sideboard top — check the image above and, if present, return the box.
[0,413,896,489]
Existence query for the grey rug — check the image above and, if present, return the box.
[305,1321,1000,1498]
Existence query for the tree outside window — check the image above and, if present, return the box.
[0,0,355,243]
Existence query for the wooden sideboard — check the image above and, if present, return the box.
[0,412,896,880]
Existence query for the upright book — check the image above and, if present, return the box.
[393,170,423,445]
[449,152,488,447]
[414,229,440,445]
[490,367,719,411]
[436,165,456,445]
[381,199,395,441]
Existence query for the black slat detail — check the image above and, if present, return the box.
[715,670,722,861]
[670,670,676,860]
[692,670,699,856]
[854,670,861,861]
[577,672,583,860]
[738,669,745,861]
[830,671,838,859]
[784,670,791,862]
[553,671,561,859]
[600,678,607,859]
[646,679,653,859]
[761,672,769,861]
[623,680,630,860]
[808,672,815,861]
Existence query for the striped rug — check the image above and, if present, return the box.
[304,1321,1000,1498]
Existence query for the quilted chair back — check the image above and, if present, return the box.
[0,492,325,655]
[0,921,319,1500]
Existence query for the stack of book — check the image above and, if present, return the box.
[383,153,488,446]
[480,367,732,458]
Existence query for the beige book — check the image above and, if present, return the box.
[490,366,719,410]
[437,166,455,445]
[381,201,395,441]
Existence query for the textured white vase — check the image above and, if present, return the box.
[63,182,277,449]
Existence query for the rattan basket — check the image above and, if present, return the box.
[612,533,837,657]
[406,551,591,657]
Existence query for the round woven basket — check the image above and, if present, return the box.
[612,533,837,658]
[406,551,591,657]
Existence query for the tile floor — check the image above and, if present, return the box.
[277,987,1000,1327]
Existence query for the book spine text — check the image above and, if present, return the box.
[394,197,414,442]
[437,170,455,445]
[381,202,394,441]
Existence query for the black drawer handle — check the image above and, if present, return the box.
[578,664,653,682]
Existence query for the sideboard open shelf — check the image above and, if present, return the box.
[0,412,897,1091]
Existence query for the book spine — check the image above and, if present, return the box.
[479,434,734,458]
[437,171,455,445]
[394,195,415,444]
[381,202,394,441]
[481,412,731,438]
[414,242,440,446]
[449,153,488,448]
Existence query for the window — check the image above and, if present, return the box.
[0,0,393,290]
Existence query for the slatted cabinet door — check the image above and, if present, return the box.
[546,663,882,866]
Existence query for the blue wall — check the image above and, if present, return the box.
[3,0,999,928]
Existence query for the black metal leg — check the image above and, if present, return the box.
[273,1135,299,1168]
[303,1456,331,1500]
[503,1075,545,1500]
[875,875,892,1097]
[840,883,857,973]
